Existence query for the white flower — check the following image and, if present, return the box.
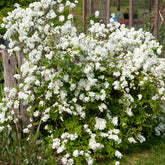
[73,150,79,157]
[60,90,67,100]
[23,128,30,134]
[14,74,21,80]
[90,20,94,25]
[27,124,32,128]
[0,44,6,50]
[115,150,123,159]
[68,14,73,20]
[33,111,40,117]
[157,47,162,55]
[137,134,146,143]
[112,129,120,134]
[14,100,19,109]
[138,94,142,100]
[59,4,64,13]
[152,94,159,100]
[84,97,90,102]
[1,23,5,28]
[52,138,61,149]
[84,124,88,129]
[89,136,104,151]
[128,137,137,143]
[65,153,70,158]
[87,157,94,165]
[9,88,17,98]
[72,97,77,103]
[95,11,99,17]
[95,117,106,130]
[35,80,40,86]
[104,82,109,88]
[84,65,92,74]
[126,107,133,116]
[45,107,50,113]
[74,0,78,4]
[59,15,65,22]
[113,81,120,90]
[57,0,62,3]
[42,114,49,122]
[67,158,74,165]
[158,88,165,95]
[61,157,67,164]
[98,103,107,112]
[61,132,69,139]
[57,145,66,153]
[79,150,84,156]
[70,84,76,91]
[18,91,28,100]
[39,100,45,106]
[0,112,5,124]
[70,133,78,141]
[115,161,120,165]
[95,62,101,70]
[108,134,122,144]
[113,71,120,77]
[44,125,48,130]
[13,46,20,52]
[112,117,118,126]
[46,90,52,100]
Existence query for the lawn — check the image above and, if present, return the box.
[96,137,165,165]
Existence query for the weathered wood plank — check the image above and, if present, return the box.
[1,50,17,91]
[16,51,29,130]
[1,50,29,130]
[129,0,134,28]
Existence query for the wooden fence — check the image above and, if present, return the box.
[0,50,29,130]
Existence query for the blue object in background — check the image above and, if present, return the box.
[113,17,118,22]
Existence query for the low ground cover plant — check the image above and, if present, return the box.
[0,0,165,164]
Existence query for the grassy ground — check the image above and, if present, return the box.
[121,138,165,165]
[96,137,165,165]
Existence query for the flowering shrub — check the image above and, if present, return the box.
[0,0,165,164]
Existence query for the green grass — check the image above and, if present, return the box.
[96,137,165,165]
[121,139,165,165]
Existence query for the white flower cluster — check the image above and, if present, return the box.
[89,134,104,151]
[94,117,106,130]
[99,129,122,144]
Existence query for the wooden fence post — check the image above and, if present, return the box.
[89,0,93,15]
[117,0,120,12]
[16,51,29,130]
[83,0,87,33]
[106,0,110,25]
[129,0,134,28]
[1,50,17,93]
[154,0,160,39]
[1,49,29,130]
